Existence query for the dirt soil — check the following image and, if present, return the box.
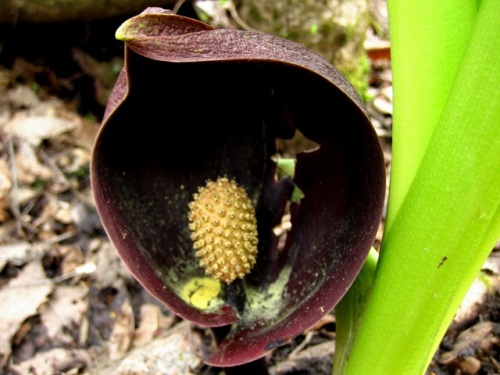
[0,3,498,375]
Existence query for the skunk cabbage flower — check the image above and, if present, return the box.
[91,8,386,367]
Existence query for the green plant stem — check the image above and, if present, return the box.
[384,0,476,233]
[343,0,500,372]
[332,248,378,374]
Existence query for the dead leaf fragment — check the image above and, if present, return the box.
[0,258,53,366]
[131,302,175,349]
[9,347,91,375]
[270,341,335,375]
[372,85,393,115]
[107,289,135,360]
[0,158,12,193]
[131,303,160,348]
[483,252,500,274]
[40,283,88,345]
[0,241,31,271]
[116,321,202,375]
[5,113,78,147]
[457,356,482,374]
[439,321,500,365]
[6,85,40,110]
[452,278,489,328]
[14,140,52,184]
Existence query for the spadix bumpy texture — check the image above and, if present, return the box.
[188,177,258,283]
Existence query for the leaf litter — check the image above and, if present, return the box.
[0,258,53,366]
[0,7,498,375]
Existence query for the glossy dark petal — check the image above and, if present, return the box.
[91,8,386,366]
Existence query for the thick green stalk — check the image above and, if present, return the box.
[384,0,476,232]
[332,248,378,374]
[343,0,500,373]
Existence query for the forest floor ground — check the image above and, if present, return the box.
[0,2,498,374]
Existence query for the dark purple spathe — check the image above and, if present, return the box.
[91,8,385,367]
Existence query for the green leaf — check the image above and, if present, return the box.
[343,0,500,372]
[384,0,477,232]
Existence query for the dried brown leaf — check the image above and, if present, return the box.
[116,321,202,375]
[439,321,499,365]
[0,258,53,366]
[5,113,78,147]
[40,283,88,344]
[107,287,134,360]
[132,303,175,349]
[0,242,31,271]
[270,341,335,375]
[89,242,134,288]
[9,347,91,375]
[452,278,488,328]
[0,159,12,223]
[14,140,52,184]
[0,159,11,193]
[483,252,500,275]
[6,85,40,110]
